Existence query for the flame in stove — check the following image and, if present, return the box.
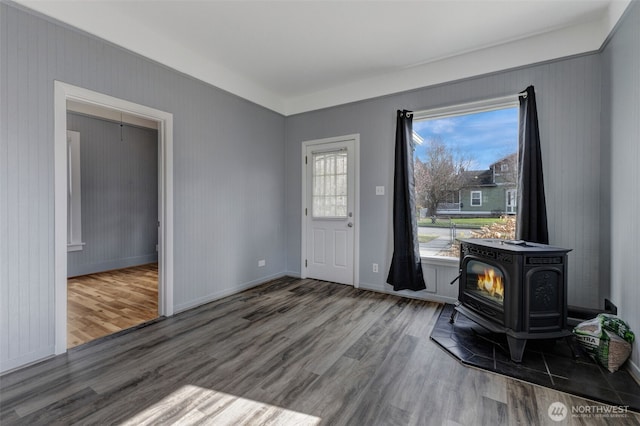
[477,268,504,300]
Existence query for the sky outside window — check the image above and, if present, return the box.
[413,107,519,169]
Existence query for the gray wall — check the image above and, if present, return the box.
[285,54,605,310]
[602,1,640,377]
[67,113,159,277]
[0,3,285,372]
[2,0,638,376]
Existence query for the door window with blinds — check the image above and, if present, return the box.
[312,149,348,218]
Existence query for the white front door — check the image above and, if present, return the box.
[303,137,357,285]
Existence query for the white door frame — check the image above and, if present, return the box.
[301,134,360,288]
[54,81,174,354]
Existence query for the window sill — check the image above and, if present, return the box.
[67,242,85,252]
[420,255,458,267]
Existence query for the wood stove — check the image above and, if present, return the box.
[450,238,572,362]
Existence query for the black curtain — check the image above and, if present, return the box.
[387,110,426,291]
[516,86,549,244]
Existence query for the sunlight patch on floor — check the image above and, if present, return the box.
[120,384,322,425]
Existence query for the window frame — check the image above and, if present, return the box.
[412,95,519,122]
[67,130,84,252]
[412,94,520,259]
[506,188,517,214]
[470,190,482,207]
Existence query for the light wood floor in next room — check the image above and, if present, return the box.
[67,263,158,348]
[3,276,639,425]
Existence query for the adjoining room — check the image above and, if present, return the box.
[65,103,160,348]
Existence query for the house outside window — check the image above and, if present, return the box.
[412,97,519,257]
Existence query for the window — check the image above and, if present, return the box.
[471,191,482,206]
[412,97,519,257]
[312,149,348,218]
[67,130,84,251]
[506,188,517,214]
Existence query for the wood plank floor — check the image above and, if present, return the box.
[67,263,158,348]
[2,276,639,425]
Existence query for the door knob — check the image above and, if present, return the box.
[347,222,353,227]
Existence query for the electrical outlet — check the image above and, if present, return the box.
[258,259,266,267]
[372,263,379,273]
[375,186,385,195]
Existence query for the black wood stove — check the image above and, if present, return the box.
[450,238,572,362]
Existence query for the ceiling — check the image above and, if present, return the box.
[15,0,631,115]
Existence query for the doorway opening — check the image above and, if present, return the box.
[65,105,161,348]
[54,81,174,354]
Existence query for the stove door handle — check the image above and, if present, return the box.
[450,274,461,285]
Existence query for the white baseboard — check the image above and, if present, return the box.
[357,282,457,305]
[2,273,287,375]
[627,358,640,385]
[68,254,159,277]
[0,347,55,375]
[173,272,286,314]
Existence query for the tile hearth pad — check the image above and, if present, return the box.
[431,304,640,412]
